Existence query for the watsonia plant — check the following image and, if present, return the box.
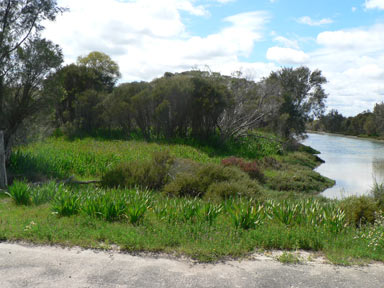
[6,180,31,206]
[52,188,81,216]
[230,202,266,230]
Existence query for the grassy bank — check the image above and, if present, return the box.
[2,135,383,264]
[1,184,383,264]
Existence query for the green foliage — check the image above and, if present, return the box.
[221,157,265,182]
[358,212,384,251]
[77,51,121,90]
[230,203,266,230]
[265,67,327,139]
[265,166,334,193]
[277,252,302,264]
[281,152,319,169]
[30,181,64,206]
[200,202,223,225]
[7,181,31,206]
[52,188,80,217]
[163,173,203,197]
[340,196,379,226]
[101,150,174,189]
[164,162,262,200]
[4,185,384,263]
[205,181,262,201]
[371,181,384,208]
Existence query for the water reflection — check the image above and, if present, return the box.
[303,133,384,199]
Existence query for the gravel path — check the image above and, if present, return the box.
[1,242,383,288]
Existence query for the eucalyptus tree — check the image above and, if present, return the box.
[266,67,328,139]
[0,0,65,181]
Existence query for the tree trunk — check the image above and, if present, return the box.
[0,130,7,189]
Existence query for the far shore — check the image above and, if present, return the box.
[306,130,384,143]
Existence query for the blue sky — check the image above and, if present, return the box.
[43,0,384,116]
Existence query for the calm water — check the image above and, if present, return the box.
[303,133,384,199]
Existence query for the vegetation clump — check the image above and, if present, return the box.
[163,162,263,200]
[101,150,174,189]
[340,196,379,226]
[221,156,265,183]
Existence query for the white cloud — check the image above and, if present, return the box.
[43,0,271,82]
[266,46,310,64]
[365,0,384,10]
[316,24,384,51]
[212,0,236,3]
[273,36,300,49]
[307,24,384,115]
[297,16,333,26]
[352,7,357,12]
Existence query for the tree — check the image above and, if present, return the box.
[0,0,64,123]
[374,102,384,136]
[266,67,327,139]
[217,71,280,140]
[77,51,121,91]
[2,38,63,157]
[320,109,345,133]
[102,81,149,134]
[53,64,108,127]
[0,0,64,164]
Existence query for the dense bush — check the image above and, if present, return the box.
[163,173,203,197]
[262,156,282,170]
[204,181,262,201]
[265,167,335,193]
[164,162,263,200]
[340,196,379,226]
[221,157,265,183]
[371,181,384,208]
[101,150,174,189]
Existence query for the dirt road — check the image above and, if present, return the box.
[1,242,383,288]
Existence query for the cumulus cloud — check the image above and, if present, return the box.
[297,16,333,26]
[43,0,271,82]
[273,36,300,49]
[307,24,384,115]
[365,0,384,10]
[266,46,310,64]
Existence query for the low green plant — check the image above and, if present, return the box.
[358,211,384,251]
[178,199,201,223]
[101,150,173,189]
[340,196,379,226]
[371,180,384,208]
[200,202,223,225]
[221,157,265,183]
[230,203,266,230]
[52,188,80,216]
[30,181,63,206]
[163,173,203,197]
[7,181,31,205]
[126,200,148,225]
[204,181,262,201]
[277,252,302,264]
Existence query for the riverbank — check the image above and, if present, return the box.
[1,136,383,264]
[307,130,384,143]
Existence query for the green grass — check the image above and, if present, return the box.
[9,136,333,196]
[1,184,383,264]
[2,134,363,263]
[9,137,223,179]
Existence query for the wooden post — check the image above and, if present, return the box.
[0,130,7,189]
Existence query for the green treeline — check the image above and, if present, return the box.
[2,50,328,156]
[309,104,384,138]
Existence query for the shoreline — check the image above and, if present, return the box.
[306,130,384,144]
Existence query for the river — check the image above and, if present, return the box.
[302,132,384,199]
